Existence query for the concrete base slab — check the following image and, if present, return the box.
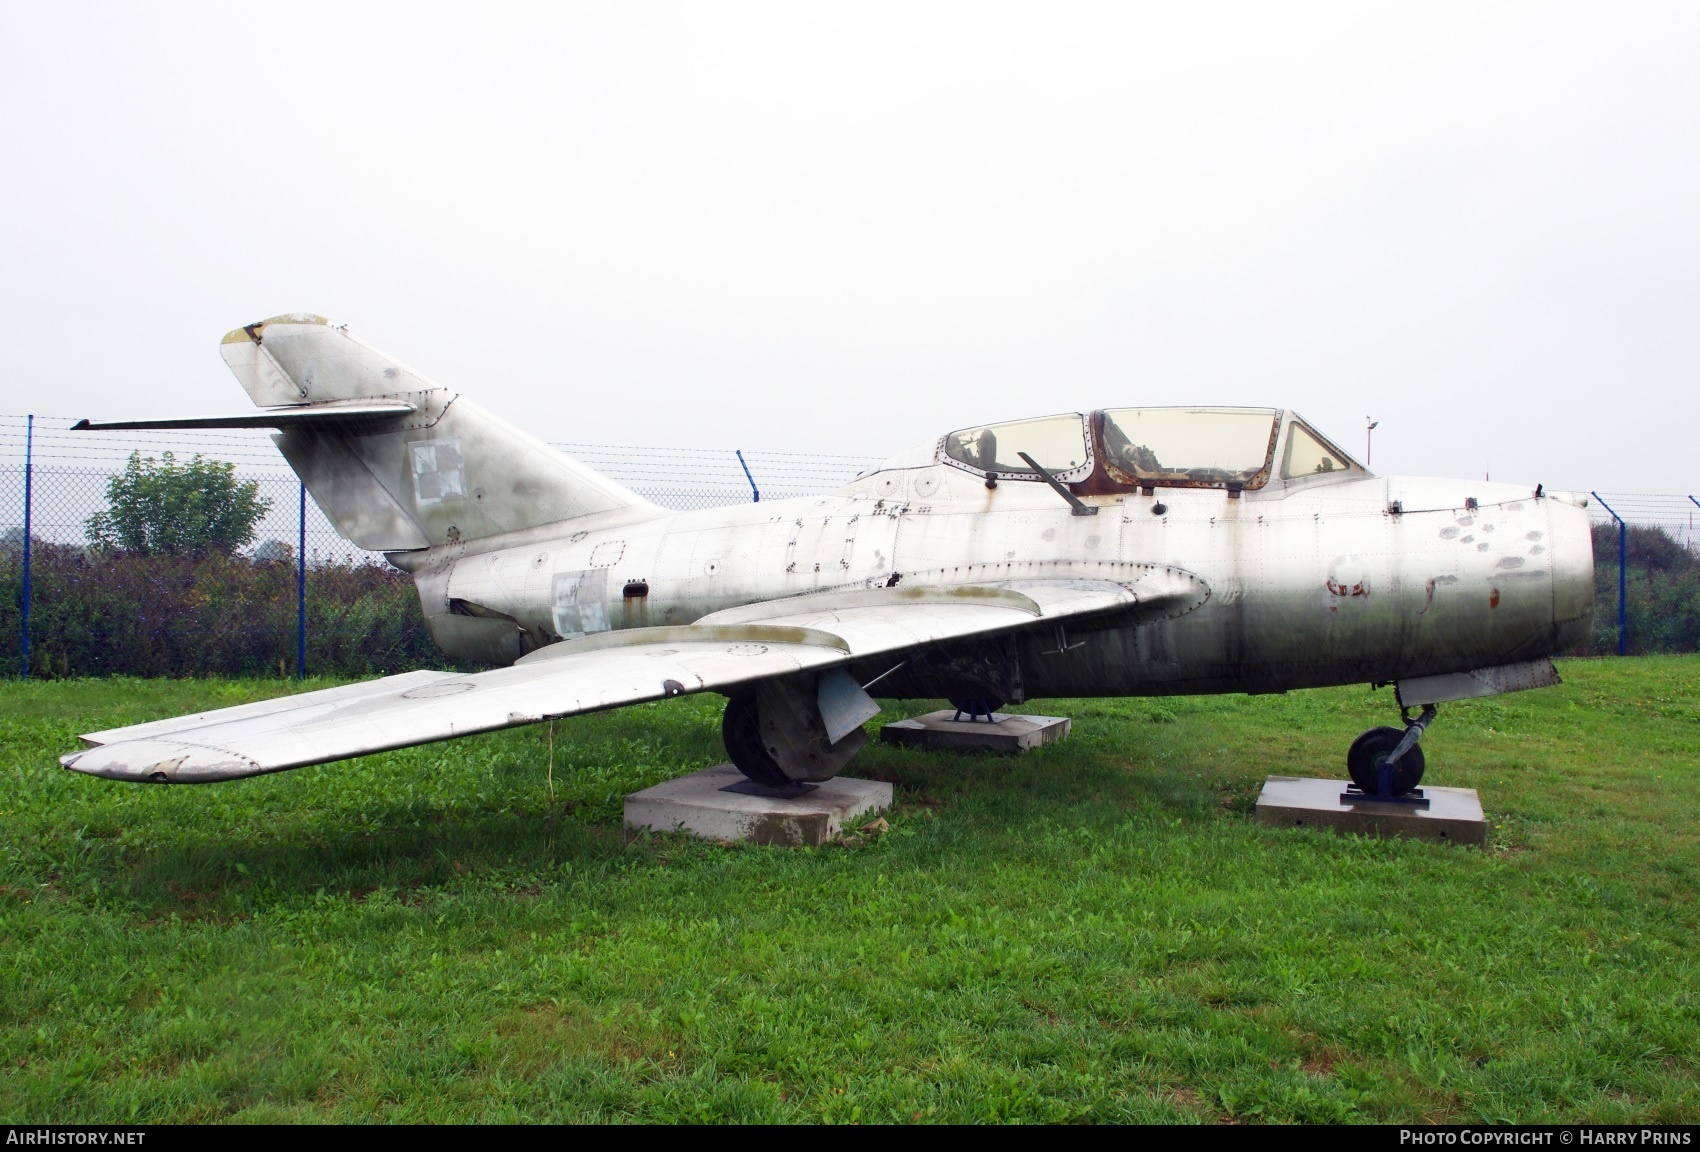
[1256,776,1486,846]
[624,764,892,847]
[880,710,1071,754]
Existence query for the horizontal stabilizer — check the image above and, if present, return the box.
[72,401,417,432]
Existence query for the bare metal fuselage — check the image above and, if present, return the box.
[65,314,1598,788]
[412,467,1595,702]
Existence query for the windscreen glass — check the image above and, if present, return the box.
[1100,408,1277,486]
[943,414,1090,479]
[1281,422,1360,479]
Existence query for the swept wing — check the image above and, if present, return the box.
[61,572,1205,783]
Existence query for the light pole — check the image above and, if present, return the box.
[1365,417,1378,467]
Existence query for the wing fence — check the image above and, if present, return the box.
[1,410,1693,677]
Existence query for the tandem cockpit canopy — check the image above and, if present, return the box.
[936,408,1364,492]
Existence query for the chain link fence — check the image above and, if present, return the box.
[1587,493,1700,553]
[0,415,879,557]
[0,413,879,679]
[3,411,1695,676]
[1585,492,1700,656]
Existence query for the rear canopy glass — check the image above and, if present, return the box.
[1100,408,1278,486]
[943,413,1091,480]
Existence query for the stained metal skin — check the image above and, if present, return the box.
[62,315,1594,785]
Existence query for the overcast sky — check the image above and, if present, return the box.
[2,2,1696,493]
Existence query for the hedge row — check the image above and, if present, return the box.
[0,544,458,678]
[1573,522,1700,656]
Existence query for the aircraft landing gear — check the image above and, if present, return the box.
[949,696,1003,722]
[1346,704,1437,800]
[721,675,875,790]
[721,691,792,789]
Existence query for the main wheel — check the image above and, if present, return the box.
[721,691,792,787]
[1347,726,1426,795]
[949,695,1004,719]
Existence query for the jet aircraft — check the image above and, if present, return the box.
[63,314,1595,794]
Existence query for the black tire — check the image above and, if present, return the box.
[1347,726,1426,795]
[721,692,793,787]
[949,695,1004,718]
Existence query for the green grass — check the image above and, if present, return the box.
[1,658,1697,1123]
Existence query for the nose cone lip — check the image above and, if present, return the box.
[61,740,262,783]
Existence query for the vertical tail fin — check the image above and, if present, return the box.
[221,314,659,552]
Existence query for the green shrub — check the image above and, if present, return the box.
[0,544,459,678]
[1576,523,1700,655]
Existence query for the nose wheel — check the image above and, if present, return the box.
[1347,727,1426,795]
[1345,704,1437,800]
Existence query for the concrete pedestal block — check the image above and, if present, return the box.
[880,710,1071,754]
[624,764,892,847]
[1255,776,1487,846]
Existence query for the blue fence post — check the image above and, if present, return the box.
[20,414,32,679]
[736,450,760,503]
[1592,492,1627,656]
[297,481,307,679]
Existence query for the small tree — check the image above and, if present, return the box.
[86,451,273,556]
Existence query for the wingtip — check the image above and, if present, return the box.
[60,740,264,783]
